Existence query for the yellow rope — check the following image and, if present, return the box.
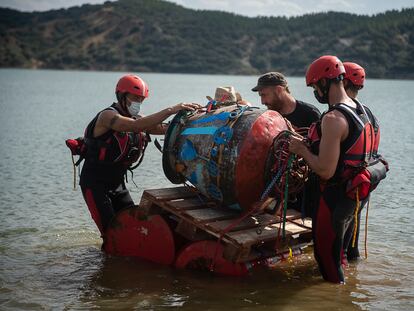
[287,247,293,263]
[71,154,76,190]
[364,197,370,259]
[352,188,360,248]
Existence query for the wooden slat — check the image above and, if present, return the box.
[167,198,211,211]
[226,222,310,246]
[288,217,312,229]
[138,196,162,216]
[205,213,278,233]
[203,209,306,235]
[285,209,304,220]
[183,208,238,223]
[143,187,197,201]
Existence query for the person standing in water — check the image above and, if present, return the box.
[80,74,200,243]
[342,62,381,261]
[289,55,378,283]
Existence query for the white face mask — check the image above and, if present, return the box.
[127,100,142,116]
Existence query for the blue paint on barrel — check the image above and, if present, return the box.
[189,171,198,184]
[190,112,231,125]
[181,127,218,135]
[180,139,197,161]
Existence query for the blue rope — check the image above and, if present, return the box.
[260,166,284,201]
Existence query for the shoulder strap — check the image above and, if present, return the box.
[352,99,372,124]
[85,105,118,139]
[336,103,366,128]
[336,103,375,164]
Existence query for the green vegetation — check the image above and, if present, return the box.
[1,0,413,78]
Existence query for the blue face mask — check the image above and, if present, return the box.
[127,100,142,116]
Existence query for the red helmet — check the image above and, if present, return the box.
[115,74,149,98]
[343,62,365,88]
[305,55,345,86]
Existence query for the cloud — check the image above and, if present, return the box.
[0,0,115,12]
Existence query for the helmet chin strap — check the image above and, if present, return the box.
[118,94,131,117]
[314,79,331,104]
[315,75,344,105]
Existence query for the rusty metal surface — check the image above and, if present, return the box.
[162,105,289,211]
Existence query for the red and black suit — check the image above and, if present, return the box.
[80,104,147,236]
[307,101,378,283]
[343,102,380,260]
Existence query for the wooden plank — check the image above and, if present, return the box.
[223,222,311,262]
[205,213,279,233]
[183,208,238,223]
[138,196,153,211]
[138,196,163,216]
[285,209,304,220]
[226,222,310,246]
[288,217,312,229]
[203,209,305,235]
[167,198,213,211]
[143,187,197,201]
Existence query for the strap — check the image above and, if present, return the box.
[337,103,375,163]
[337,104,366,128]
[154,138,163,153]
[352,99,371,124]
[352,100,376,162]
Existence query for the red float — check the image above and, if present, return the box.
[175,240,249,276]
[104,208,175,265]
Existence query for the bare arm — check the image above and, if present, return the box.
[146,122,169,135]
[124,114,169,135]
[289,110,348,180]
[93,103,200,137]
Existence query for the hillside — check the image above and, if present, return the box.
[1,0,413,78]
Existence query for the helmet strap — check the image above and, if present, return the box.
[117,93,130,117]
[314,79,331,104]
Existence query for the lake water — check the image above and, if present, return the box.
[0,69,413,310]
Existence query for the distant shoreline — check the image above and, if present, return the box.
[1,67,413,81]
[1,1,413,80]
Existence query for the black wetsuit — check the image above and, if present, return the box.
[80,104,145,236]
[343,104,380,260]
[310,103,375,283]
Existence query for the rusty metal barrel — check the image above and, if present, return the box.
[162,104,289,211]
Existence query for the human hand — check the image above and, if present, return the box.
[288,134,308,156]
[171,102,202,114]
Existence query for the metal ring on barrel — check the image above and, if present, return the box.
[162,110,189,184]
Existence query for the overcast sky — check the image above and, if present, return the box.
[0,0,413,17]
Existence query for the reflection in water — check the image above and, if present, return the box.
[74,248,368,310]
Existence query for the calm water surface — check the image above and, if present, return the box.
[0,69,413,310]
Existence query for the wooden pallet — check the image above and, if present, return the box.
[139,186,312,263]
